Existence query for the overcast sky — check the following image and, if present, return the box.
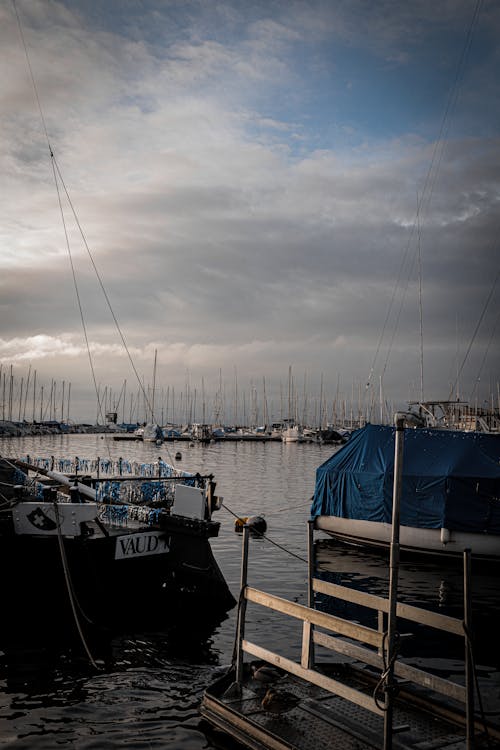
[1,0,499,424]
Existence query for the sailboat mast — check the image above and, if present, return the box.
[417,191,425,403]
[151,348,157,421]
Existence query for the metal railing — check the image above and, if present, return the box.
[234,523,478,750]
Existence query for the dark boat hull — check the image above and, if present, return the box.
[0,514,235,638]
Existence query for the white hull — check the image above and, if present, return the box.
[315,515,500,559]
[142,423,164,442]
[281,426,306,443]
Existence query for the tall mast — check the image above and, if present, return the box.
[61,380,65,422]
[32,370,37,423]
[288,365,292,422]
[319,373,324,429]
[151,349,157,421]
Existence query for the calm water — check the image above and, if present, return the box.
[0,434,498,748]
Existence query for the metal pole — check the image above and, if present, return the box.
[305,518,315,669]
[464,548,475,749]
[235,524,250,686]
[383,414,406,750]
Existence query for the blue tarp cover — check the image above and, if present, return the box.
[310,424,500,534]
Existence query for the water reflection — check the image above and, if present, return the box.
[0,612,227,696]
[2,434,499,745]
[314,536,500,706]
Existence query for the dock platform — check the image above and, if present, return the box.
[201,519,499,750]
[202,661,496,749]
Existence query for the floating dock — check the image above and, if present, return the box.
[201,519,499,750]
[113,433,283,442]
[202,661,497,750]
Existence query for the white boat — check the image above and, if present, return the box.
[311,422,500,559]
[142,422,164,442]
[408,399,500,434]
[281,424,306,443]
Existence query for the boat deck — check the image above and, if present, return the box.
[202,663,497,749]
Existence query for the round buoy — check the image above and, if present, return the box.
[247,515,267,534]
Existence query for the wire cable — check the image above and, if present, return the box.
[221,501,308,564]
[366,0,485,398]
[12,0,173,460]
[449,269,499,402]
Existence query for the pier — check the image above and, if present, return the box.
[201,521,499,749]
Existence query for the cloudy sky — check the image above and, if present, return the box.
[1,0,499,424]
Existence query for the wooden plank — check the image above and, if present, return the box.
[301,621,312,669]
[245,587,382,648]
[313,631,466,704]
[201,697,288,750]
[313,578,388,612]
[395,601,464,636]
[242,639,384,716]
[312,579,463,636]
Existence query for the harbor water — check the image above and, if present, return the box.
[0,434,498,748]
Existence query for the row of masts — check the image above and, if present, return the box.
[1,363,389,429]
[2,363,498,431]
[99,369,398,430]
[0,364,71,424]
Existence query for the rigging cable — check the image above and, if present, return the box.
[365,0,484,401]
[52,158,107,428]
[469,305,500,402]
[448,268,499,403]
[12,0,106,432]
[51,156,159,430]
[12,0,171,457]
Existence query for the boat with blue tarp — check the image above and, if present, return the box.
[311,424,500,559]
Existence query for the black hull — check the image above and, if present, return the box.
[0,515,235,640]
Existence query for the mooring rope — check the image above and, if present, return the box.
[221,500,308,564]
[53,502,101,671]
[372,630,401,711]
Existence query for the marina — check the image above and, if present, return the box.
[1,2,499,748]
[0,432,499,748]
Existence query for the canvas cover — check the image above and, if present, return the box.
[311,424,500,534]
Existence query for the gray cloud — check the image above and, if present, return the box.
[1,0,498,421]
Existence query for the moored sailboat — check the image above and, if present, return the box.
[1,16,235,641]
